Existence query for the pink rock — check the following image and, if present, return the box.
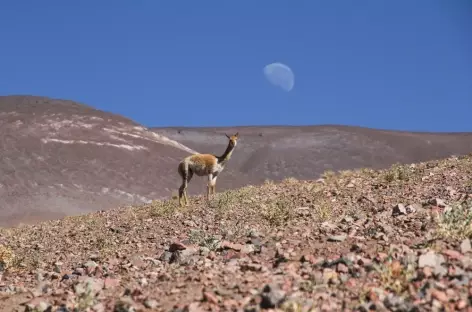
[104,277,120,289]
[431,289,448,303]
[203,291,219,304]
[442,249,463,260]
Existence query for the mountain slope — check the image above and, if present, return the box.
[0,95,196,226]
[153,125,472,185]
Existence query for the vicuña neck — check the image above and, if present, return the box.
[218,142,235,163]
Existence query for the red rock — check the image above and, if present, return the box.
[203,291,219,304]
[208,251,216,260]
[443,249,463,260]
[220,241,243,251]
[456,300,467,310]
[376,253,388,262]
[345,278,357,288]
[169,241,187,252]
[358,257,372,266]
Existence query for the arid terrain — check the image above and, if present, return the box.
[1,154,472,311]
[2,95,472,227]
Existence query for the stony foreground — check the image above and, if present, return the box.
[1,155,472,311]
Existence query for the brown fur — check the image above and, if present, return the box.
[177,133,239,206]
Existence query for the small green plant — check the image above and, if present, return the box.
[283,176,299,184]
[75,280,97,311]
[383,163,411,183]
[188,229,220,251]
[434,201,472,240]
[374,258,416,296]
[322,169,336,181]
[0,244,15,272]
[261,198,293,227]
[149,199,177,217]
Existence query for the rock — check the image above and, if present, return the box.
[103,277,120,289]
[23,298,51,312]
[430,198,446,207]
[144,299,159,309]
[392,204,407,216]
[92,302,105,312]
[328,235,347,242]
[342,216,354,223]
[114,297,136,312]
[456,300,467,309]
[73,268,85,276]
[336,263,349,273]
[53,261,63,273]
[442,249,463,260]
[384,293,411,311]
[83,261,98,275]
[406,204,419,214]
[241,244,255,254]
[170,247,199,266]
[418,251,444,268]
[199,247,210,257]
[159,251,173,263]
[203,291,219,304]
[431,289,448,303]
[169,241,187,252]
[220,241,244,251]
[461,239,471,254]
[260,284,286,309]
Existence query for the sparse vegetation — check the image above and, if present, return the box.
[434,199,472,240]
[0,154,472,311]
[0,244,15,272]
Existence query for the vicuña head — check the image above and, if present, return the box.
[177,132,239,206]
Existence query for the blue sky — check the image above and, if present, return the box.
[0,1,471,132]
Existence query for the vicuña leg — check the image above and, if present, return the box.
[210,174,218,197]
[178,163,193,207]
[206,173,213,201]
[183,170,193,206]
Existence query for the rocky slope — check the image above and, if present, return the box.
[1,154,472,311]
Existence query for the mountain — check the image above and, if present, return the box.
[1,95,472,227]
[0,95,195,226]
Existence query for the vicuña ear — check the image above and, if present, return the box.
[234,132,239,138]
[225,133,230,139]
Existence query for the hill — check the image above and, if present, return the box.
[153,125,472,182]
[1,154,472,311]
[0,95,196,227]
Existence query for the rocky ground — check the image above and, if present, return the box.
[1,154,472,311]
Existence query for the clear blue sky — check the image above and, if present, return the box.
[1,1,471,132]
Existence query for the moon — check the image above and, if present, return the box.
[263,62,294,92]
